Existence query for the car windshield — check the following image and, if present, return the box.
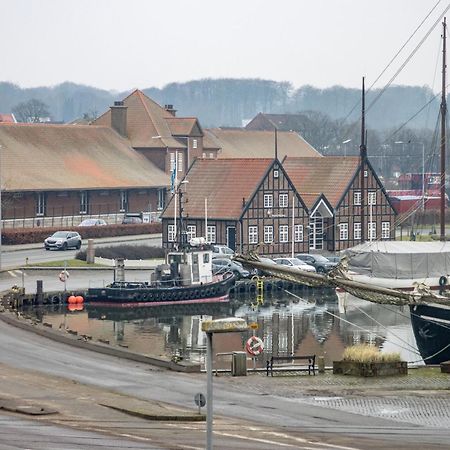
[291,259,305,266]
[52,232,69,238]
[315,255,331,263]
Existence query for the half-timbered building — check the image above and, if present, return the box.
[283,156,397,252]
[161,158,310,256]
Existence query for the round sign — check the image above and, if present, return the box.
[194,392,206,407]
[59,270,69,282]
[249,322,259,330]
[245,336,264,356]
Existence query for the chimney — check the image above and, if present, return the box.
[164,104,177,116]
[110,101,128,137]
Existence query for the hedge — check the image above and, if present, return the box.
[2,223,162,245]
[76,244,165,261]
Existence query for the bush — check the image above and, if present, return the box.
[76,244,165,261]
[3,223,162,245]
[342,344,401,363]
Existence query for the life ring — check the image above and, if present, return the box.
[245,336,264,356]
[439,276,448,287]
[59,270,69,282]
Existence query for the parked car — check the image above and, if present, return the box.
[273,257,316,272]
[211,245,235,259]
[325,255,342,264]
[212,258,250,279]
[122,216,143,224]
[79,218,108,226]
[295,253,338,273]
[44,231,82,251]
[254,256,278,276]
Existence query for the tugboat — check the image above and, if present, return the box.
[86,237,235,306]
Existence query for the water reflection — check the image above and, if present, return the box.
[20,287,422,366]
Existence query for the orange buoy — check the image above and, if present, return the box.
[68,304,78,311]
[75,295,84,304]
[68,295,77,304]
[74,304,84,311]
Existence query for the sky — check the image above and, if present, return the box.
[1,0,448,92]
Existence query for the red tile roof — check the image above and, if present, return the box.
[163,158,274,219]
[283,156,360,208]
[0,113,16,123]
[166,117,201,136]
[204,128,321,159]
[0,123,169,191]
[93,90,184,149]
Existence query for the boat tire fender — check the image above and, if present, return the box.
[161,293,167,301]
[439,276,447,287]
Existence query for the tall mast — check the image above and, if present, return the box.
[441,17,447,241]
[360,77,367,242]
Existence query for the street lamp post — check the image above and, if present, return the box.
[342,139,352,157]
[201,318,248,450]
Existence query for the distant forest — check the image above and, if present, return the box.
[0,78,440,130]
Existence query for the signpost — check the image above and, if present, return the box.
[194,392,206,415]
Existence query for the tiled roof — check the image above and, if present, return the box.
[166,117,201,136]
[93,90,183,149]
[283,156,360,208]
[162,158,274,219]
[246,112,311,131]
[0,113,16,123]
[204,128,321,158]
[0,123,169,191]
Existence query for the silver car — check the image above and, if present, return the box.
[273,257,316,272]
[44,231,82,250]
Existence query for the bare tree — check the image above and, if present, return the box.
[12,98,50,123]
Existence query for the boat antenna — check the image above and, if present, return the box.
[360,76,367,242]
[441,17,447,241]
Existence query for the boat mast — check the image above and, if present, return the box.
[441,17,447,241]
[360,77,367,243]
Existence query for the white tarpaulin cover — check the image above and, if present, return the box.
[343,241,450,279]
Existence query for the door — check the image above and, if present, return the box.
[309,214,323,250]
[226,227,236,251]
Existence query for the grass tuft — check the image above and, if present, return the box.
[342,344,401,363]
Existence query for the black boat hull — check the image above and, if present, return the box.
[410,303,450,365]
[86,273,235,306]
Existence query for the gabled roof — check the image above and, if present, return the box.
[93,89,183,149]
[204,128,321,159]
[283,156,360,208]
[166,117,202,137]
[246,112,311,131]
[0,123,169,191]
[162,158,274,220]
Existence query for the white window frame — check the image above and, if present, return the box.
[264,225,273,243]
[119,190,128,212]
[168,224,175,242]
[36,192,46,216]
[248,225,258,244]
[264,194,273,208]
[368,222,376,240]
[187,225,196,242]
[207,225,216,243]
[193,139,198,149]
[339,223,349,240]
[279,225,289,243]
[177,152,183,173]
[170,153,176,171]
[79,191,88,214]
[273,170,279,178]
[353,191,361,205]
[209,152,214,159]
[294,224,303,242]
[202,152,206,158]
[279,193,288,208]
[157,188,165,210]
[354,222,361,240]
[368,191,376,205]
[382,221,390,239]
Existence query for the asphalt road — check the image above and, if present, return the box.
[0,319,449,449]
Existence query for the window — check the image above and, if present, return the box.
[354,222,361,240]
[368,222,376,240]
[264,225,273,243]
[168,224,175,242]
[382,221,390,239]
[273,170,279,178]
[157,188,165,210]
[170,153,176,171]
[248,225,258,244]
[353,191,361,205]
[36,192,46,216]
[207,225,216,243]
[120,190,128,212]
[364,170,368,177]
[264,194,273,208]
[203,253,209,263]
[279,225,289,243]
[79,191,89,214]
[177,153,183,173]
[339,223,349,240]
[202,152,206,158]
[209,152,214,159]
[187,225,196,242]
[279,193,288,207]
[294,224,303,242]
[368,191,376,205]
[193,139,198,149]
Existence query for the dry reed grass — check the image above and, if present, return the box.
[342,344,401,363]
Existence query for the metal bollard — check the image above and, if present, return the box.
[86,239,95,264]
[36,280,43,305]
[318,355,325,374]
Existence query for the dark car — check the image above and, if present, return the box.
[44,231,82,251]
[212,258,250,279]
[295,253,338,273]
[325,255,342,264]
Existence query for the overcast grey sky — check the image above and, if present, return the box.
[1,0,448,92]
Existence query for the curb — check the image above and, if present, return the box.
[0,310,201,373]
